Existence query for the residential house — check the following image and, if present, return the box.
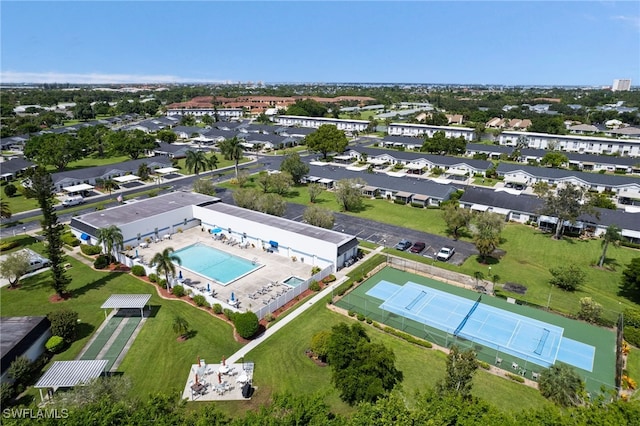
[498,131,640,157]
[0,157,35,181]
[387,123,475,141]
[275,115,368,133]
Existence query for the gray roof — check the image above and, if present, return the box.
[459,187,544,213]
[466,143,514,155]
[203,128,238,139]
[243,133,287,144]
[0,157,35,175]
[579,208,640,232]
[520,148,640,167]
[306,164,456,200]
[203,202,353,245]
[51,157,172,184]
[75,191,219,229]
[172,126,205,136]
[496,163,640,187]
[101,294,151,310]
[380,135,424,145]
[35,360,108,389]
[155,142,192,155]
[353,147,492,170]
[1,316,49,371]
[275,127,315,136]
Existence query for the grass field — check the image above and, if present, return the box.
[336,267,617,395]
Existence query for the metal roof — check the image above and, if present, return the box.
[35,360,108,389]
[101,294,151,310]
[496,163,640,187]
[74,191,219,229]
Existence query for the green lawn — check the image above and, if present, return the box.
[54,154,132,171]
[627,347,640,385]
[231,298,552,416]
[0,239,241,404]
[472,177,499,186]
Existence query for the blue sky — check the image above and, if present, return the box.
[1,1,639,86]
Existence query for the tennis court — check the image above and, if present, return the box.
[336,267,616,394]
[370,280,588,369]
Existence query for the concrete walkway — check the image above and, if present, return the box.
[226,246,384,364]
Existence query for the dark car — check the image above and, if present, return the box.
[394,239,412,251]
[409,242,426,253]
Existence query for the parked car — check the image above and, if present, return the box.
[61,195,85,207]
[409,242,426,253]
[436,246,455,261]
[394,239,412,251]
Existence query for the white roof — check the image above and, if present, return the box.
[505,176,528,184]
[367,158,387,165]
[101,294,151,310]
[446,169,467,176]
[63,183,94,192]
[113,175,140,183]
[154,167,180,174]
[35,360,108,389]
[471,204,489,212]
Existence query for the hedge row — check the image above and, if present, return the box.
[80,244,102,256]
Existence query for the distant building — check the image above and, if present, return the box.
[612,79,632,92]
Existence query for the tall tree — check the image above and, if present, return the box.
[279,152,309,184]
[285,99,328,117]
[156,129,177,144]
[308,183,323,203]
[184,150,208,175]
[0,251,31,288]
[598,225,622,268]
[305,125,348,160]
[334,178,366,212]
[219,136,244,178]
[540,152,568,168]
[137,162,151,181]
[442,203,474,239]
[621,258,640,301]
[28,167,69,297]
[472,212,504,263]
[436,345,479,399]
[108,130,157,160]
[539,183,592,240]
[0,200,11,219]
[96,225,124,263]
[538,363,585,406]
[206,153,219,171]
[23,133,85,171]
[151,247,181,290]
[303,205,335,229]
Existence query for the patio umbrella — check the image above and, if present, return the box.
[230,292,235,302]
[179,270,183,280]
[195,374,199,384]
[135,249,139,258]
[222,356,226,366]
[198,356,201,367]
[207,283,211,292]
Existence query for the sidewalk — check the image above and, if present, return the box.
[226,246,384,364]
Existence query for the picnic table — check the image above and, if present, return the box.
[191,382,206,395]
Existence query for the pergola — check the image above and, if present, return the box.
[34,360,108,402]
[101,294,151,318]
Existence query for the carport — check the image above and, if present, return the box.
[34,360,108,402]
[154,167,180,175]
[101,294,152,318]
[63,183,94,195]
[113,175,141,185]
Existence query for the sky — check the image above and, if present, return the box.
[1,1,639,86]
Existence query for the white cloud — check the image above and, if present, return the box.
[0,71,224,84]
[612,15,640,29]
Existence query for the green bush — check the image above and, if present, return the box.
[223,308,235,321]
[8,356,31,388]
[47,309,78,342]
[357,313,365,321]
[264,312,275,322]
[624,308,640,328]
[4,183,17,197]
[322,274,336,283]
[478,360,491,370]
[0,381,14,409]
[311,266,321,275]
[80,244,102,255]
[93,254,110,269]
[624,326,640,348]
[0,240,20,251]
[348,310,356,317]
[158,279,167,289]
[148,273,158,283]
[383,326,432,348]
[172,285,185,297]
[365,317,373,324]
[45,336,65,354]
[234,312,259,339]
[212,303,223,314]
[506,373,525,383]
[192,294,208,307]
[309,280,320,292]
[62,233,81,247]
[131,265,146,277]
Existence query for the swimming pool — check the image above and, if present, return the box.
[172,243,262,286]
[283,276,305,288]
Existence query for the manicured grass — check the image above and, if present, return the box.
[57,154,131,171]
[358,239,379,250]
[0,241,241,403]
[173,156,249,174]
[231,299,552,416]
[627,347,640,384]
[1,193,40,215]
[472,177,499,186]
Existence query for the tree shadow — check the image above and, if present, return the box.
[71,271,123,298]
[76,322,96,341]
[599,257,621,271]
[474,256,500,266]
[145,305,161,318]
[618,282,640,304]
[184,329,198,340]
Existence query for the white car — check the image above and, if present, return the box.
[436,246,455,261]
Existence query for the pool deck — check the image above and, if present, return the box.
[130,227,317,312]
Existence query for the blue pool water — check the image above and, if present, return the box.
[173,243,261,286]
[283,276,305,288]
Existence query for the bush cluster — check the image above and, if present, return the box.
[478,360,491,370]
[309,280,321,292]
[223,308,235,321]
[130,265,146,277]
[80,244,102,256]
[233,312,259,339]
[45,336,65,353]
[148,273,158,283]
[506,373,525,383]
[48,309,78,342]
[172,285,185,297]
[212,303,223,314]
[356,313,365,321]
[0,240,20,251]
[93,254,110,269]
[61,233,80,247]
[322,274,336,283]
[383,326,433,349]
[192,294,208,308]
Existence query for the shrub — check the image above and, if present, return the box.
[624,327,640,348]
[348,310,356,317]
[158,279,167,289]
[0,381,14,408]
[0,240,20,251]
[506,373,525,383]
[192,294,208,307]
[148,273,158,283]
[309,280,321,292]
[62,233,81,247]
[223,308,235,321]
[48,309,78,342]
[212,303,223,314]
[131,265,146,277]
[45,336,65,354]
[357,313,365,321]
[8,356,31,387]
[322,274,336,283]
[311,266,321,275]
[80,244,102,256]
[383,326,433,348]
[478,361,491,370]
[264,312,275,322]
[172,285,185,297]
[93,254,110,269]
[310,330,331,362]
[4,183,17,197]
[234,312,259,339]
[365,317,373,324]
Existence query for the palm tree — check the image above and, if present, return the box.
[173,315,190,340]
[102,179,118,195]
[0,200,11,219]
[219,136,244,178]
[151,247,181,290]
[207,153,219,171]
[96,225,124,263]
[185,150,208,175]
[598,225,622,268]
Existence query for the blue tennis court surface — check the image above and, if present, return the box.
[370,280,595,371]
